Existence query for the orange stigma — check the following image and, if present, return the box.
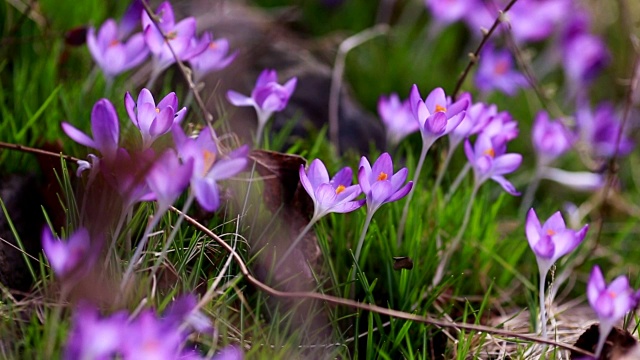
[202,150,216,175]
[209,42,218,49]
[609,291,617,299]
[335,185,346,194]
[546,229,556,236]
[108,39,119,47]
[483,148,496,158]
[494,60,509,75]
[155,108,160,113]
[377,172,388,181]
[435,104,447,113]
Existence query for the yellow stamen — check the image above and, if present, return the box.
[377,172,388,181]
[483,148,496,158]
[155,108,160,113]
[166,31,177,41]
[335,185,346,194]
[435,104,447,113]
[203,150,216,175]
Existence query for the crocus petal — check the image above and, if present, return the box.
[315,183,338,211]
[358,165,371,195]
[255,69,277,88]
[390,167,408,191]
[125,92,137,125]
[387,181,413,203]
[533,235,555,259]
[595,293,615,317]
[209,156,248,181]
[331,167,353,187]
[525,208,542,249]
[444,112,465,134]
[61,123,97,149]
[544,211,566,233]
[371,153,393,182]
[299,164,316,203]
[91,99,119,159]
[492,153,522,175]
[123,33,149,69]
[227,91,254,107]
[409,84,423,121]
[369,180,392,211]
[587,266,605,305]
[425,111,448,135]
[149,106,174,137]
[550,230,582,260]
[307,159,330,189]
[137,88,155,108]
[193,178,221,212]
[157,92,178,111]
[283,77,298,94]
[491,175,520,195]
[425,87,446,114]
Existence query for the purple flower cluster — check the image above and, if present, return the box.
[64,295,242,360]
[87,1,235,83]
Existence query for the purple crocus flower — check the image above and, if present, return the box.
[173,126,249,212]
[299,159,364,220]
[525,208,588,276]
[575,102,634,159]
[377,93,420,147]
[188,32,237,83]
[563,33,609,87]
[146,149,194,211]
[424,0,480,25]
[86,19,148,80]
[64,304,128,359]
[142,1,207,74]
[119,0,143,39]
[213,346,244,360]
[448,95,495,150]
[409,85,468,149]
[227,69,297,144]
[124,88,187,148]
[531,111,574,165]
[102,147,156,207]
[587,266,637,358]
[464,133,522,195]
[358,153,413,215]
[481,110,519,143]
[62,99,120,162]
[41,227,91,278]
[475,43,528,96]
[504,0,570,43]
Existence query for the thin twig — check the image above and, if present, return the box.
[451,0,520,100]
[139,1,217,138]
[328,24,388,153]
[0,141,81,163]
[175,206,594,357]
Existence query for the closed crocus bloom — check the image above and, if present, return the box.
[125,88,187,148]
[358,152,412,214]
[525,208,588,275]
[41,227,91,278]
[532,111,574,165]
[299,159,364,219]
[86,19,148,80]
[587,266,637,358]
[475,43,528,97]
[62,99,120,162]
[377,93,419,147]
[464,133,522,195]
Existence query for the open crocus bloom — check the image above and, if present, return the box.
[587,266,637,358]
[87,19,148,79]
[475,43,528,96]
[41,227,92,278]
[531,111,574,165]
[525,208,588,275]
[464,133,522,195]
[377,93,420,147]
[125,88,187,148]
[299,159,364,220]
[358,152,412,214]
[188,32,237,83]
[62,99,120,162]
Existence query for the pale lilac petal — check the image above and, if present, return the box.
[226,91,254,107]
[444,111,465,134]
[299,165,316,202]
[387,181,413,203]
[307,159,330,189]
[358,165,371,195]
[371,153,393,181]
[149,106,174,136]
[124,92,137,125]
[97,20,118,49]
[544,211,566,233]
[587,266,605,305]
[491,175,520,195]
[331,167,353,187]
[157,92,178,111]
[315,183,338,210]
[525,208,541,249]
[550,230,582,260]
[369,180,392,210]
[173,107,187,124]
[425,111,447,135]
[137,88,155,108]
[533,235,555,259]
[193,178,220,212]
[492,154,522,175]
[595,293,615,317]
[409,84,423,120]
[425,87,446,114]
[255,69,277,88]
[91,99,119,159]
[142,24,165,55]
[209,157,247,181]
[390,167,408,191]
[123,33,149,69]
[283,77,297,94]
[86,27,102,65]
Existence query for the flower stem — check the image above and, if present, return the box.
[594,323,612,359]
[431,143,457,203]
[397,141,431,246]
[275,216,319,270]
[444,162,471,203]
[539,270,548,339]
[519,164,542,216]
[431,181,479,287]
[351,211,375,298]
[149,193,195,278]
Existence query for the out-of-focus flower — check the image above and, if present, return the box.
[142,1,208,74]
[525,208,588,275]
[358,153,412,214]
[475,43,528,96]
[87,19,148,80]
[124,88,187,148]
[587,266,637,358]
[188,32,237,83]
[102,148,156,207]
[377,93,419,147]
[213,346,244,360]
[227,69,297,143]
[146,149,194,211]
[481,110,519,143]
[64,304,128,359]
[539,168,603,192]
[504,0,570,43]
[531,111,574,165]
[299,159,364,220]
[575,102,634,159]
[464,133,522,195]
[424,0,480,25]
[119,0,143,39]
[41,227,92,278]
[448,95,495,150]
[409,85,468,149]
[173,126,248,211]
[62,99,120,162]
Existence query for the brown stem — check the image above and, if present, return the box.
[451,0,519,100]
[175,206,594,357]
[0,141,81,163]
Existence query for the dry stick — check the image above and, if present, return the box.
[328,24,388,154]
[175,206,593,357]
[451,0,520,101]
[139,0,217,140]
[0,141,81,163]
